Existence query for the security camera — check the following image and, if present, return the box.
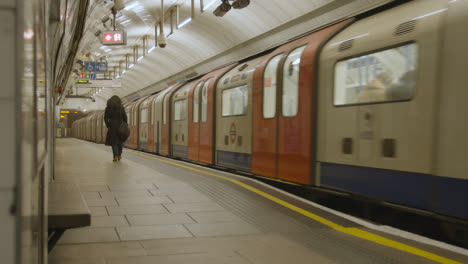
[103,0,114,9]
[232,0,250,9]
[158,34,167,48]
[213,0,231,17]
[92,98,96,103]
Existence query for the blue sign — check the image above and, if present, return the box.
[96,62,108,72]
[84,62,108,72]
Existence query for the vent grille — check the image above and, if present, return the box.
[338,40,353,52]
[395,20,417,36]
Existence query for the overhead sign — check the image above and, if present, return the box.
[76,79,121,88]
[84,62,108,73]
[102,30,127,45]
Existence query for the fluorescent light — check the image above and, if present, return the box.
[129,63,134,68]
[203,0,216,10]
[178,17,192,28]
[116,75,120,78]
[137,56,144,61]
[147,46,156,53]
[124,2,139,11]
[122,70,126,74]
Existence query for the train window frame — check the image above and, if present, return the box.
[193,81,204,123]
[221,84,249,117]
[282,45,306,117]
[174,99,187,121]
[332,41,419,107]
[263,53,283,119]
[201,78,212,123]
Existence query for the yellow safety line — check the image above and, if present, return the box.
[129,150,461,264]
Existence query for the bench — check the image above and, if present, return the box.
[48,183,91,252]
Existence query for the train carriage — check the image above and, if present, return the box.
[214,57,264,171]
[127,98,146,149]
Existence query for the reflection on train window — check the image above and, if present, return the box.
[263,54,283,118]
[140,108,148,124]
[283,46,306,117]
[174,100,187,121]
[193,81,204,123]
[202,78,212,122]
[334,43,418,106]
[163,96,168,124]
[222,85,248,117]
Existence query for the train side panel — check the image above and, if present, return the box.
[188,81,204,161]
[317,0,445,212]
[171,81,194,158]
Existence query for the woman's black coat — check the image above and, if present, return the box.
[104,105,128,146]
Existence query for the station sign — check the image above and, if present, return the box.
[84,62,108,73]
[102,30,127,45]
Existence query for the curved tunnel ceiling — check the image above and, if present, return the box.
[62,0,392,111]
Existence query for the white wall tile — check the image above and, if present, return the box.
[0,9,15,99]
[0,190,15,264]
[0,100,15,189]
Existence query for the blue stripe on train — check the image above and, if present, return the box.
[216,150,251,172]
[320,162,468,219]
[172,145,188,158]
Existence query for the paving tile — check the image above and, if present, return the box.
[185,222,261,237]
[88,207,108,216]
[168,194,212,203]
[80,185,109,192]
[117,225,192,241]
[58,228,120,244]
[100,190,153,199]
[150,183,202,195]
[140,235,264,256]
[105,252,249,264]
[49,241,146,259]
[116,196,172,206]
[48,258,106,264]
[108,183,156,191]
[164,202,226,213]
[85,197,118,206]
[107,205,168,216]
[187,211,244,223]
[127,213,194,226]
[89,216,129,228]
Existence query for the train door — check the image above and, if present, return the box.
[188,81,204,161]
[147,94,158,152]
[161,92,172,155]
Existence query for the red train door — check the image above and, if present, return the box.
[188,81,204,161]
[253,22,345,184]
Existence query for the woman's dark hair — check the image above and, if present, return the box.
[107,95,122,108]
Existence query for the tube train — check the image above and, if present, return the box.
[72,0,468,220]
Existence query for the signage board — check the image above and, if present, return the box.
[102,30,127,45]
[75,79,121,88]
[84,62,108,73]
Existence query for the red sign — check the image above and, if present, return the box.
[101,30,126,45]
[265,77,272,88]
[229,123,237,144]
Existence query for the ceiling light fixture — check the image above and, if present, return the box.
[137,56,143,62]
[178,17,192,28]
[147,46,156,53]
[203,0,217,11]
[129,63,134,68]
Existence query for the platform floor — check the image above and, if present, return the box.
[49,139,468,264]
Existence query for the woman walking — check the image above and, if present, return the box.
[104,95,128,161]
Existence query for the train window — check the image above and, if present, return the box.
[201,78,212,122]
[140,108,148,124]
[193,81,203,123]
[174,100,187,121]
[334,43,418,106]
[282,46,306,117]
[263,54,283,118]
[163,95,169,125]
[222,85,248,117]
